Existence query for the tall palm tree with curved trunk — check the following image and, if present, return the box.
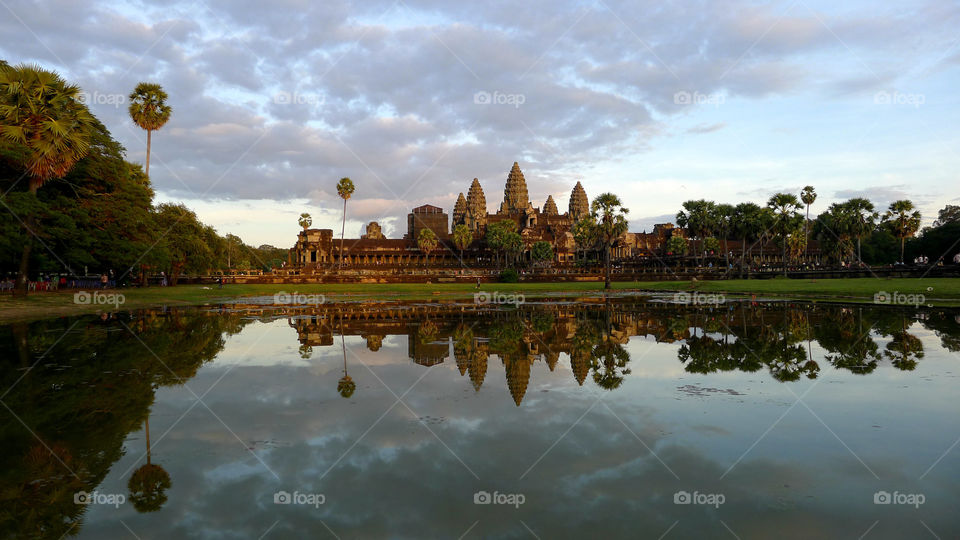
[800,186,816,260]
[767,193,803,276]
[591,193,629,289]
[336,177,355,268]
[883,199,921,263]
[128,82,172,178]
[0,64,96,296]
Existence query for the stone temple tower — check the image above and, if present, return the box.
[453,193,467,226]
[464,178,487,231]
[543,195,559,216]
[499,162,529,215]
[568,181,589,222]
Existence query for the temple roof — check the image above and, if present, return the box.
[466,178,486,216]
[543,195,559,215]
[412,204,444,213]
[500,162,529,215]
[569,181,589,221]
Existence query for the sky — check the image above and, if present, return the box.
[1,0,958,247]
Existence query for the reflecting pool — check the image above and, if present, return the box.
[1,297,958,538]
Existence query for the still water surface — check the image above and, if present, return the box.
[2,297,958,539]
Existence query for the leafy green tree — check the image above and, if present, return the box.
[153,203,213,284]
[591,336,631,390]
[731,202,762,272]
[336,177,354,268]
[452,223,472,262]
[933,205,959,227]
[223,233,249,270]
[665,235,687,256]
[531,240,553,267]
[571,216,597,264]
[128,82,171,178]
[591,193,629,289]
[676,199,716,266]
[767,193,803,275]
[417,227,438,263]
[0,63,96,294]
[485,219,516,268]
[882,200,921,264]
[502,231,523,267]
[703,237,720,256]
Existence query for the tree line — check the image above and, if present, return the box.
[0,61,280,293]
[667,188,957,271]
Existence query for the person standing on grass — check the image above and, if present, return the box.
[101,274,108,289]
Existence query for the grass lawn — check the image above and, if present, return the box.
[1,277,958,323]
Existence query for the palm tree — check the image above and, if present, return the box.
[882,200,921,263]
[417,228,438,264]
[731,202,762,276]
[0,64,96,296]
[335,177,355,268]
[716,203,734,269]
[298,212,312,229]
[452,223,472,263]
[591,193,629,289]
[128,82,172,178]
[800,186,816,260]
[128,416,171,512]
[767,193,802,276]
[337,320,356,398]
[844,198,877,264]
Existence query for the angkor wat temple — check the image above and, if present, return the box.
[285,162,679,271]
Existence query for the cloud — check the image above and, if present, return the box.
[1,0,958,245]
[685,122,727,135]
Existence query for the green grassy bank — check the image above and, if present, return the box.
[1,277,957,323]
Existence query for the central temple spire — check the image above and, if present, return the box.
[499,161,529,215]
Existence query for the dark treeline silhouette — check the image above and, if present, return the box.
[0,309,249,537]
[668,193,959,270]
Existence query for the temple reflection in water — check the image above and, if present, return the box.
[1,299,957,538]
[281,298,952,405]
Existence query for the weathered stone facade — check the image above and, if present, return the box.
[406,204,449,240]
[361,221,385,240]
